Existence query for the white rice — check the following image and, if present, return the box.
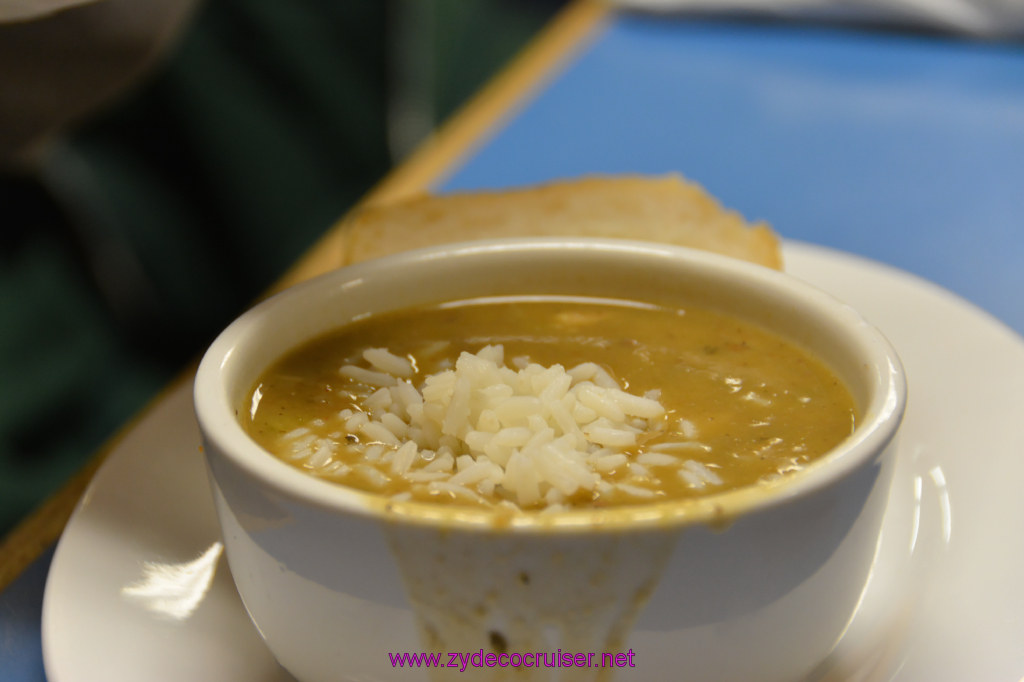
[678,459,724,489]
[339,364,397,387]
[278,344,723,508]
[363,348,415,377]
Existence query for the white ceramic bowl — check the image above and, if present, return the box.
[194,238,906,682]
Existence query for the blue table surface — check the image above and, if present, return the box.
[4,12,1023,680]
[445,15,1024,336]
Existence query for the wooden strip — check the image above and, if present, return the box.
[0,364,197,592]
[0,455,103,591]
[363,0,609,206]
[273,0,609,293]
[0,0,608,594]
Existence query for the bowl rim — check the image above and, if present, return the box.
[194,237,906,533]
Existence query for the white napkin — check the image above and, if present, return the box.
[0,0,100,22]
[611,0,1024,37]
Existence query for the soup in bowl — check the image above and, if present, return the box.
[194,238,905,682]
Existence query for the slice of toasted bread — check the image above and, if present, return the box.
[341,174,782,269]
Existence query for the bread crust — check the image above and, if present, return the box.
[341,175,782,269]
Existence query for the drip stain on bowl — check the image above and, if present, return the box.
[384,522,675,681]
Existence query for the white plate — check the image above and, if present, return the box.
[42,242,1024,682]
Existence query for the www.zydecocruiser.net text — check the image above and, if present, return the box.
[389,649,637,672]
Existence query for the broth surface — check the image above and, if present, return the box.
[242,296,857,510]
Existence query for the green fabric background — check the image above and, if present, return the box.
[0,0,564,535]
